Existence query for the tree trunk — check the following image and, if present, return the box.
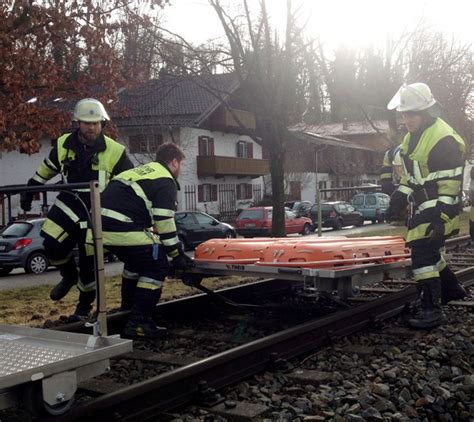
[269,136,286,237]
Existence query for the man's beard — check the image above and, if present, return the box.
[79,130,99,146]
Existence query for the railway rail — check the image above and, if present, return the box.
[3,235,474,421]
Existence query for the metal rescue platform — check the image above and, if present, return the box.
[0,182,132,416]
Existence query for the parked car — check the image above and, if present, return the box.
[310,201,364,230]
[284,201,313,218]
[351,192,390,223]
[0,218,118,276]
[175,211,236,250]
[0,218,49,275]
[235,206,313,237]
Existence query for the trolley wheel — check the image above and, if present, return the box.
[23,382,75,416]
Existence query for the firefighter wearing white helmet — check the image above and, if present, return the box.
[385,82,467,329]
[73,98,110,122]
[21,98,133,320]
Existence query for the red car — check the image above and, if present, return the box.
[235,206,313,237]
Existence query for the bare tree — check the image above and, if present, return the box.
[204,0,305,235]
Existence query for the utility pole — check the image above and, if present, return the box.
[314,146,326,237]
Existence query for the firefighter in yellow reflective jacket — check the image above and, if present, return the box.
[470,168,474,240]
[386,83,467,329]
[21,99,133,319]
[98,142,194,339]
[380,144,402,195]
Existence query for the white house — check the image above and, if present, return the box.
[113,72,269,223]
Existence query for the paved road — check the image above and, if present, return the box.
[0,222,394,291]
[0,262,124,291]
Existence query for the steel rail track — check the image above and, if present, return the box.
[45,235,474,422]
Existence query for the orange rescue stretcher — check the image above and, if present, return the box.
[195,236,410,268]
[191,236,412,299]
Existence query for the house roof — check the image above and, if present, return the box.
[295,120,389,137]
[288,126,374,151]
[114,73,240,128]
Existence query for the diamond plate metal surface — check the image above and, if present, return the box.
[0,338,80,377]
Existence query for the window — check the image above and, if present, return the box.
[198,136,214,156]
[175,212,196,225]
[289,181,301,200]
[237,141,253,158]
[238,209,264,220]
[198,184,217,202]
[195,213,215,225]
[129,134,163,154]
[237,183,252,200]
[366,196,376,206]
[352,196,364,206]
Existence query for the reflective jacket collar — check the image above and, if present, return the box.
[157,159,181,191]
[63,129,107,153]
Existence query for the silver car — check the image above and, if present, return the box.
[0,218,49,276]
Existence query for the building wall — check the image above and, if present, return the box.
[0,140,60,224]
[177,127,265,215]
[118,126,266,217]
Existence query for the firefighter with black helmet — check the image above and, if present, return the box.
[386,83,467,329]
[96,142,194,339]
[21,98,133,320]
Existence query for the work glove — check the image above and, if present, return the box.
[425,219,445,249]
[20,192,33,212]
[172,253,195,271]
[385,190,407,223]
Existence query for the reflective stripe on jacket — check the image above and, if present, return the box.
[101,162,181,258]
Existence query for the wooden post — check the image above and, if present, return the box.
[90,181,107,336]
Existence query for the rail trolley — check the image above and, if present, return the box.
[190,236,413,300]
[0,182,132,416]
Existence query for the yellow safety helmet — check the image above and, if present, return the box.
[73,98,110,122]
[387,83,436,112]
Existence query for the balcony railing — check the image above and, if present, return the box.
[197,156,270,178]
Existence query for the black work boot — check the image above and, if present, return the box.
[119,277,138,311]
[69,291,96,322]
[122,288,167,339]
[408,279,447,329]
[440,267,466,304]
[50,258,79,301]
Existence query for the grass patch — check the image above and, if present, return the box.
[0,275,256,326]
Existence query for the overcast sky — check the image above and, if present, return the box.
[162,0,473,49]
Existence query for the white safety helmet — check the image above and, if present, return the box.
[387,82,437,112]
[73,98,110,122]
